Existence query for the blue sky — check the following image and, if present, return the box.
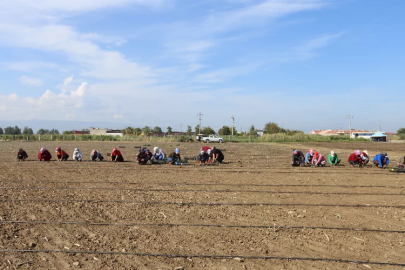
[0,0,404,133]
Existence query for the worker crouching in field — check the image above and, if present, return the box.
[305,149,314,165]
[17,148,28,161]
[37,148,52,161]
[167,148,181,165]
[197,150,209,165]
[373,151,389,168]
[111,148,124,162]
[55,147,69,161]
[212,147,224,164]
[291,150,304,167]
[397,156,405,168]
[328,150,341,166]
[348,150,362,167]
[72,148,83,161]
[361,150,370,166]
[90,149,104,162]
[152,147,166,160]
[137,148,152,165]
[312,152,326,167]
[151,147,166,164]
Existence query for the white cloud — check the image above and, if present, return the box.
[71,82,88,98]
[64,75,74,86]
[203,0,328,33]
[3,61,57,72]
[9,93,18,101]
[0,24,154,81]
[19,76,44,86]
[193,63,261,83]
[287,32,345,61]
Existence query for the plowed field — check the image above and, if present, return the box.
[1,141,405,269]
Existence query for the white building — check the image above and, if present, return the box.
[89,127,123,137]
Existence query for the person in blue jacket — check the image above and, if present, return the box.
[305,149,314,166]
[373,151,389,168]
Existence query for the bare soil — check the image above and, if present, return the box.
[1,141,405,269]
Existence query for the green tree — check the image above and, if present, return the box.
[122,127,133,135]
[195,124,200,135]
[63,130,74,134]
[14,126,22,135]
[201,126,215,136]
[186,125,192,136]
[167,126,173,135]
[49,129,59,134]
[134,127,142,136]
[22,126,34,135]
[249,125,256,136]
[397,128,405,135]
[0,127,3,134]
[264,122,279,134]
[218,125,231,135]
[142,126,151,136]
[4,126,15,135]
[153,126,162,133]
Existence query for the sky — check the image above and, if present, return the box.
[0,0,404,133]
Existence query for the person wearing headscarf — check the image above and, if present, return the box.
[360,150,370,166]
[152,147,166,160]
[348,150,362,167]
[305,149,314,165]
[197,150,209,165]
[55,147,69,161]
[167,148,181,165]
[72,148,83,161]
[90,149,104,161]
[291,149,304,167]
[17,148,28,161]
[328,150,341,166]
[111,148,124,162]
[37,147,52,161]
[212,147,225,164]
[373,151,389,168]
[137,147,151,165]
[312,151,326,167]
[397,155,405,168]
[201,146,211,153]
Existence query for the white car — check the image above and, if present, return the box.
[202,135,224,143]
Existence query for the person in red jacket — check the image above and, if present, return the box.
[55,147,69,161]
[348,150,361,167]
[111,148,124,162]
[37,147,52,161]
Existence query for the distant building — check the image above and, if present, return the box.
[90,127,123,137]
[74,129,90,135]
[370,132,387,142]
[309,129,394,139]
[256,130,264,137]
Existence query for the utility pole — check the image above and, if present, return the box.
[197,112,203,134]
[378,120,381,132]
[346,115,353,139]
[180,123,182,133]
[231,116,235,136]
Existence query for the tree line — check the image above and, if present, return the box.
[0,126,59,135]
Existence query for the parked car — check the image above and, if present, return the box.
[202,135,224,143]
